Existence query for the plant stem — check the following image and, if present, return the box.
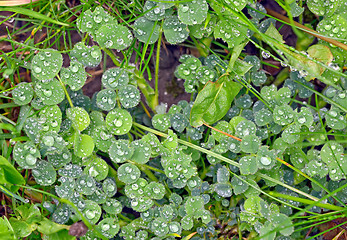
[103,48,120,67]
[56,74,73,108]
[154,22,163,103]
[268,191,344,211]
[265,8,347,51]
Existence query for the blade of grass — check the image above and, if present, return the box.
[0,6,70,26]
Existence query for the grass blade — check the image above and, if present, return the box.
[0,6,70,26]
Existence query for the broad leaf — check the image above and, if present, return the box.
[190,75,242,127]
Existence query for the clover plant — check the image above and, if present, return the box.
[1,0,347,240]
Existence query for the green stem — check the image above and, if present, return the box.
[268,191,344,211]
[154,22,163,102]
[56,75,73,108]
[103,48,120,67]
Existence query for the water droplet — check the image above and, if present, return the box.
[153,7,160,14]
[105,40,113,48]
[183,69,190,75]
[43,136,55,146]
[25,154,36,165]
[94,15,102,23]
[298,116,306,124]
[225,33,231,39]
[117,38,124,45]
[71,65,79,73]
[153,187,160,194]
[324,25,332,30]
[181,5,189,12]
[91,50,99,59]
[261,51,270,59]
[43,90,52,97]
[86,21,92,28]
[101,223,110,231]
[85,210,95,219]
[260,156,271,165]
[33,66,42,73]
[107,185,115,192]
[114,119,123,127]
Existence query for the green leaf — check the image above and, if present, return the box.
[32,160,56,186]
[320,142,347,181]
[143,1,172,21]
[70,42,102,67]
[13,141,40,169]
[239,155,258,175]
[0,156,25,189]
[185,196,204,215]
[177,0,208,25]
[8,218,32,238]
[95,23,133,50]
[109,140,134,163]
[152,113,171,132]
[34,79,65,105]
[130,139,151,164]
[39,105,62,133]
[105,108,133,135]
[265,23,284,43]
[118,85,141,109]
[76,174,96,195]
[307,0,341,16]
[55,177,74,199]
[133,17,160,44]
[144,182,165,200]
[163,16,189,44]
[0,217,15,240]
[37,219,67,235]
[31,50,63,81]
[74,134,94,158]
[66,107,90,132]
[101,68,129,90]
[96,89,117,111]
[102,178,117,197]
[84,158,109,181]
[190,75,242,127]
[76,6,116,36]
[117,163,141,184]
[231,176,249,195]
[83,200,102,224]
[102,199,122,215]
[96,218,120,238]
[12,82,34,106]
[214,17,248,48]
[60,60,87,91]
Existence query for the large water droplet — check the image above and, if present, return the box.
[94,15,102,23]
[105,40,113,48]
[114,119,123,127]
[33,66,42,73]
[43,90,52,97]
[181,5,189,12]
[85,210,95,219]
[260,156,271,165]
[25,154,36,165]
[43,136,55,147]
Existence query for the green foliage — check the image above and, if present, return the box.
[2,1,347,240]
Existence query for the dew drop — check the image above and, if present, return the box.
[260,156,271,165]
[33,66,42,73]
[25,154,36,165]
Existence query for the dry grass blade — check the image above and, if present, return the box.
[0,0,39,6]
